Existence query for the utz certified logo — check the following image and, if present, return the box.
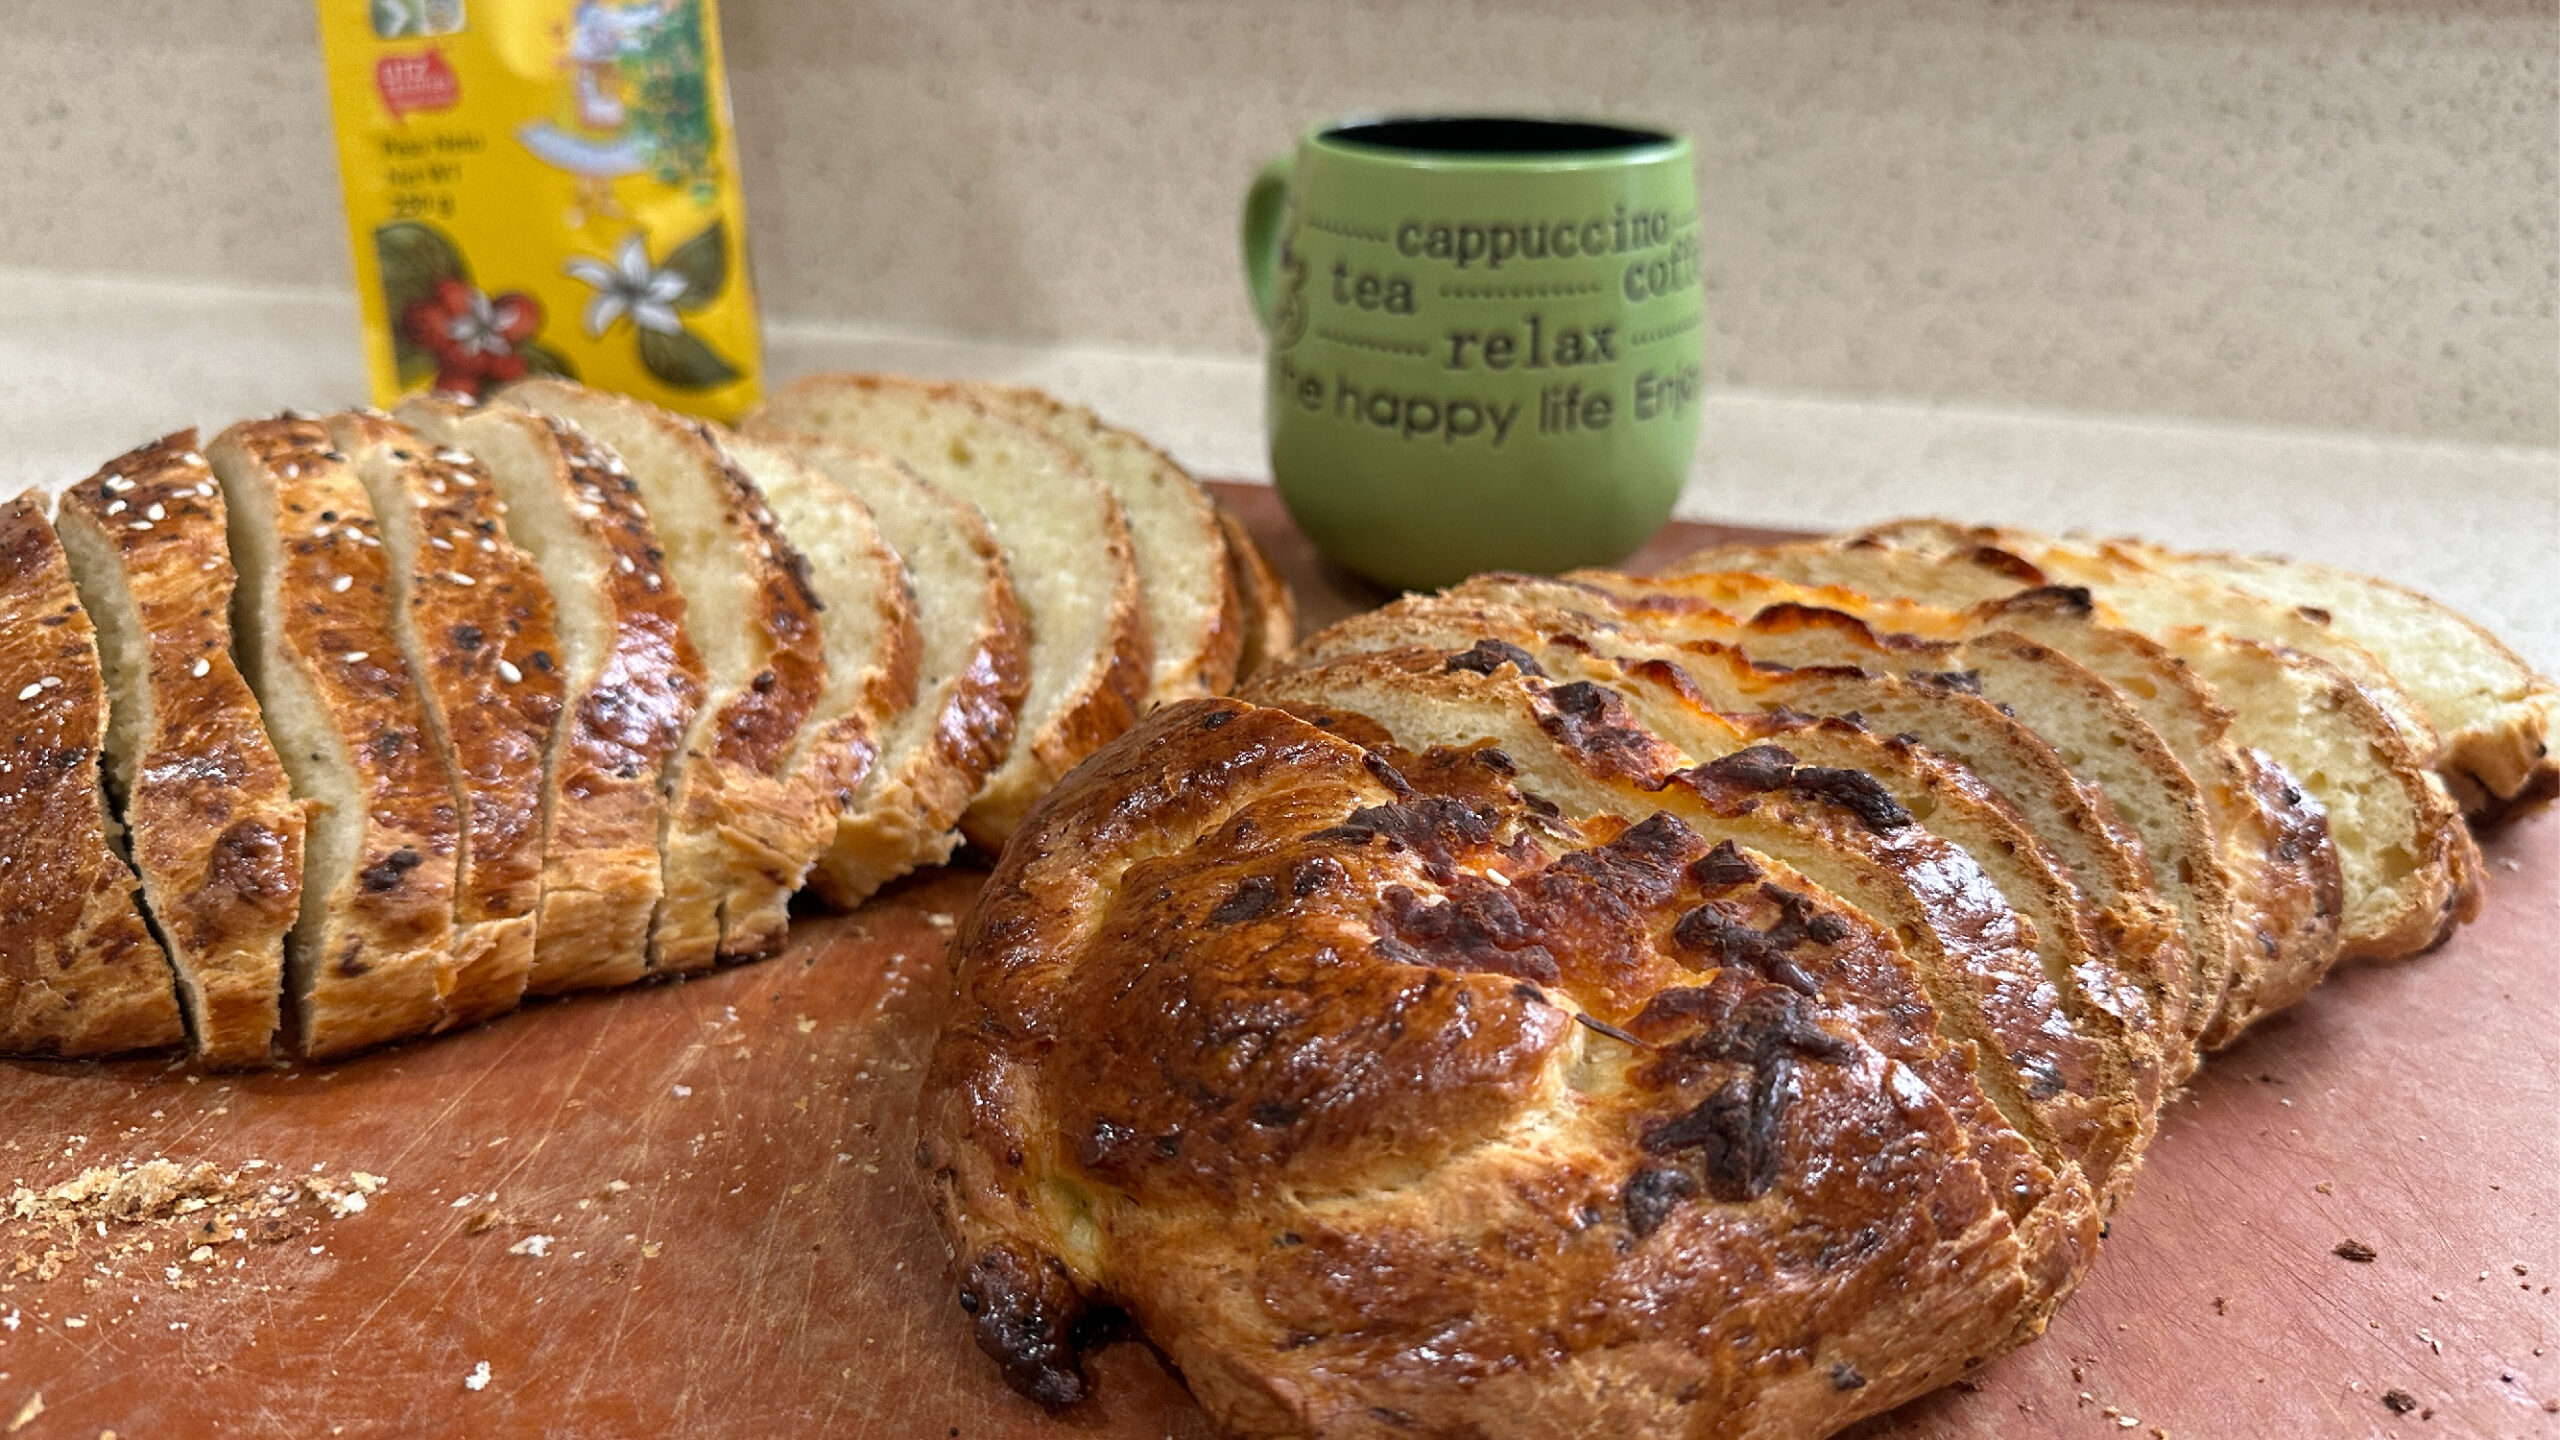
[375,47,460,122]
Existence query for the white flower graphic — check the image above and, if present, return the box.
[445,287,534,356]
[565,232,689,338]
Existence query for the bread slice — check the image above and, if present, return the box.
[2132,543,2557,824]
[210,419,458,1058]
[720,434,926,910]
[56,433,303,1066]
[1450,573,2197,1057]
[397,398,701,995]
[747,374,1149,845]
[499,380,830,969]
[1244,656,2104,1318]
[1665,541,2347,1048]
[965,385,1240,705]
[745,437,1027,904]
[1216,499,1296,682]
[1290,612,2164,1196]
[0,491,186,1057]
[1689,524,2478,963]
[327,411,562,1028]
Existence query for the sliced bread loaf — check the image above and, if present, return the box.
[56,433,303,1066]
[1287,617,2163,1198]
[210,419,458,1058]
[1666,540,2347,1048]
[1244,656,2105,1315]
[744,437,1027,904]
[1216,499,1296,681]
[2132,543,2557,824]
[747,374,1149,846]
[398,398,702,995]
[1450,573,2197,1056]
[966,386,1240,705]
[1688,524,2478,964]
[328,411,563,1028]
[499,380,830,968]
[0,491,186,1057]
[720,434,925,900]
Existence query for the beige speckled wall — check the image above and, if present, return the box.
[3,0,2553,444]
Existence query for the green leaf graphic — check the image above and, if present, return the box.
[517,342,579,381]
[638,325,741,390]
[377,222,469,385]
[660,220,728,311]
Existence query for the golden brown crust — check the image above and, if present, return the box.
[925,697,2078,1436]
[57,433,301,1066]
[0,492,185,1057]
[212,419,461,1058]
[1294,603,2165,1196]
[329,411,562,1028]
[747,374,1151,848]
[1451,573,2195,1064]
[719,434,927,952]
[1813,521,2478,962]
[396,399,702,996]
[499,380,830,971]
[752,438,1029,906]
[1216,500,1297,682]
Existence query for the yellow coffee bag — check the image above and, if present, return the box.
[317,0,761,420]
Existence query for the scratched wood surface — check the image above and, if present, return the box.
[0,485,2552,1439]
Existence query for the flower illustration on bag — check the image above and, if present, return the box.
[405,277,544,394]
[375,220,575,398]
[563,222,742,389]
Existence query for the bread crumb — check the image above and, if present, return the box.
[5,1394,39,1433]
[2333,1239,2377,1262]
[463,1360,491,1392]
[505,1234,552,1258]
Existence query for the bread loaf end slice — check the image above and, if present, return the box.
[330,411,563,1028]
[2148,545,2557,825]
[212,419,461,1057]
[1216,499,1296,682]
[966,385,1242,705]
[0,491,186,1057]
[749,437,1026,905]
[749,374,1149,847]
[57,434,301,1066]
[398,398,701,995]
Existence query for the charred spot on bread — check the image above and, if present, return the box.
[1445,638,1546,678]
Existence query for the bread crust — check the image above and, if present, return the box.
[56,433,302,1066]
[1215,499,1297,681]
[497,381,830,970]
[2145,545,2557,825]
[720,434,927,938]
[748,374,1150,847]
[397,399,701,996]
[0,492,186,1057]
[212,419,466,1058]
[330,411,562,1028]
[924,696,2079,1437]
[1728,522,2477,964]
[747,438,1028,905]
[1294,602,2166,1194]
[965,385,1244,704]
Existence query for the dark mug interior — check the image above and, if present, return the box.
[1320,115,1676,157]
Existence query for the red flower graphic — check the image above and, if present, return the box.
[402,277,544,397]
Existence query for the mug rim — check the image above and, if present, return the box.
[1307,113,1689,170]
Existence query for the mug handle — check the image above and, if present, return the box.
[1240,153,1295,334]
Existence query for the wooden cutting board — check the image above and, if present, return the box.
[0,486,2551,1439]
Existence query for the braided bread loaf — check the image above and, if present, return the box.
[922,523,2543,1438]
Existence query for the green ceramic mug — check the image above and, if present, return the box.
[1243,115,1703,590]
